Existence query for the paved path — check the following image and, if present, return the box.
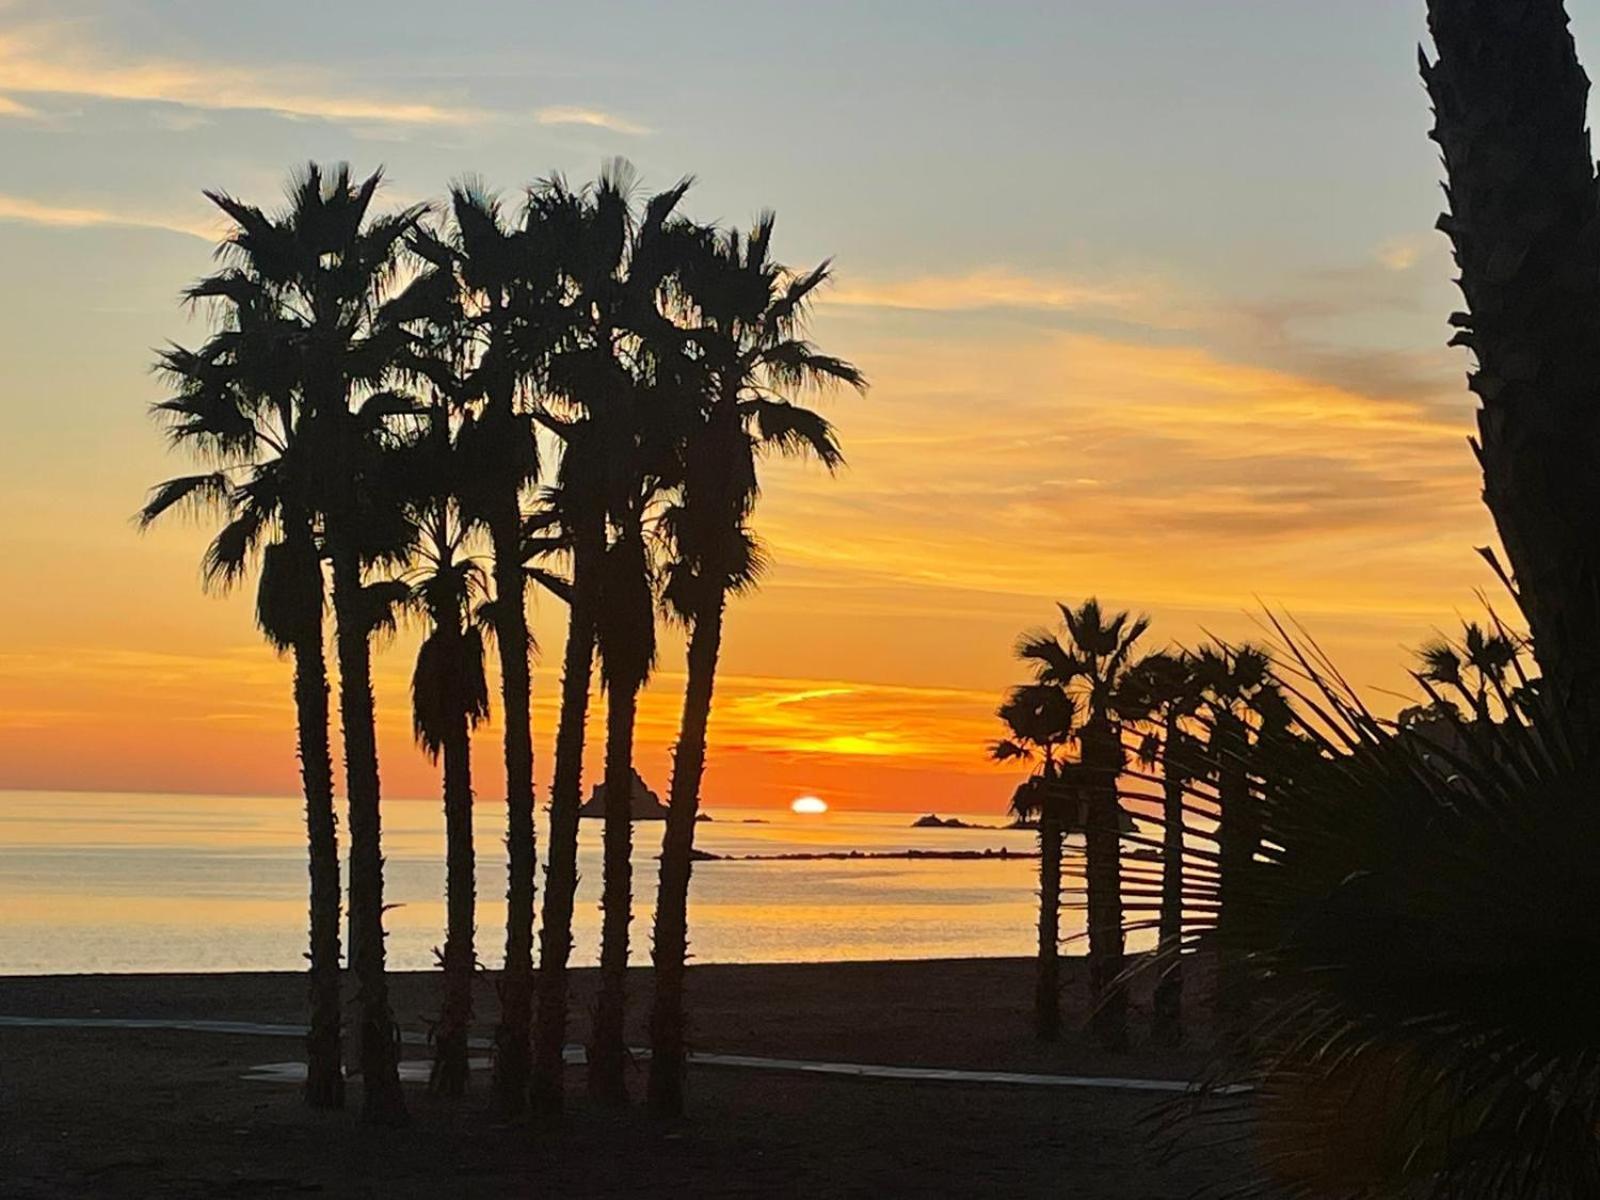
[0,1014,1243,1095]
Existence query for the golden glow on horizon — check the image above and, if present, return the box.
[790,796,829,815]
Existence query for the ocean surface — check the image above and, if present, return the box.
[0,790,1096,974]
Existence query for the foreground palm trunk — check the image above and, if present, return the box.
[1425,0,1600,740]
[1034,796,1064,1042]
[291,568,344,1108]
[430,705,475,1097]
[488,511,537,1115]
[589,683,639,1106]
[1212,721,1252,1045]
[647,594,726,1115]
[1083,724,1127,1052]
[531,549,597,1115]
[1151,729,1186,1047]
[330,547,407,1125]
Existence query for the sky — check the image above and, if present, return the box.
[2,0,1588,814]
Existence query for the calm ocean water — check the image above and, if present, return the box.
[0,790,1090,974]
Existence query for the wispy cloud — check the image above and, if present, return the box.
[0,193,215,240]
[534,105,650,135]
[827,268,1157,317]
[0,23,486,128]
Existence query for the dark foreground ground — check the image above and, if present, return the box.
[0,958,1259,1198]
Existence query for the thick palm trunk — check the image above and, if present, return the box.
[647,592,726,1116]
[329,545,406,1125]
[531,543,598,1116]
[430,709,476,1098]
[1425,0,1600,742]
[292,587,343,1108]
[1084,721,1127,1052]
[1035,801,1064,1042]
[488,508,537,1115]
[589,681,638,1106]
[1151,721,1186,1048]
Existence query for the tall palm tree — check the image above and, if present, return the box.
[531,162,695,1107]
[139,301,345,1108]
[1417,620,1519,727]
[402,183,552,1113]
[201,163,425,1124]
[646,215,862,1116]
[1191,641,1281,1044]
[991,683,1081,1042]
[1123,650,1203,1047]
[396,410,491,1098]
[1018,599,1149,1052]
[1423,0,1600,742]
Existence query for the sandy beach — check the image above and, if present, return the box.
[0,956,1251,1197]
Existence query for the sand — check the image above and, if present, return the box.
[0,957,1259,1197]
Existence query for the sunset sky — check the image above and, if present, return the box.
[0,0,1565,813]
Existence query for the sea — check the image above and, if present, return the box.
[0,790,1092,974]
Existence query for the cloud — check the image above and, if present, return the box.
[534,105,650,135]
[826,268,1157,317]
[0,193,215,240]
[0,22,486,128]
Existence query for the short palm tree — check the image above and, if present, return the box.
[992,683,1081,1042]
[646,214,862,1117]
[139,300,345,1108]
[395,411,491,1098]
[199,163,425,1124]
[1017,599,1149,1052]
[1191,640,1282,1043]
[1123,650,1204,1047]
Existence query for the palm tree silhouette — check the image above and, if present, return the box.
[402,181,553,1113]
[392,407,491,1098]
[1124,650,1204,1047]
[646,215,862,1116]
[1191,641,1282,1043]
[1017,599,1149,1052]
[195,163,424,1124]
[992,683,1081,1042]
[140,295,345,1108]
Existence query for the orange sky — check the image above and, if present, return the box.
[0,1,1511,814]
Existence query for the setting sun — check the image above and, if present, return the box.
[790,796,829,815]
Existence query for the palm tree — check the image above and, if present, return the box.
[1423,0,1600,742]
[139,302,344,1108]
[1017,599,1149,1052]
[991,683,1081,1042]
[1123,650,1203,1047]
[396,410,491,1098]
[531,162,695,1107]
[646,215,862,1117]
[1191,641,1282,1044]
[1418,621,1520,727]
[200,163,424,1124]
[402,183,551,1113]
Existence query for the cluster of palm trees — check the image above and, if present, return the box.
[990,599,1287,1051]
[140,159,862,1125]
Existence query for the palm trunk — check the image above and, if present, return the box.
[1035,797,1063,1042]
[531,540,598,1116]
[488,508,537,1115]
[291,568,343,1108]
[329,543,406,1125]
[430,707,476,1098]
[1084,720,1127,1052]
[1425,0,1600,742]
[1151,717,1185,1048]
[589,680,638,1106]
[647,591,726,1116]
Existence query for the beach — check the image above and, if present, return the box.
[1,957,1246,1197]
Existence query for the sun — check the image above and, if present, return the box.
[790,795,828,815]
